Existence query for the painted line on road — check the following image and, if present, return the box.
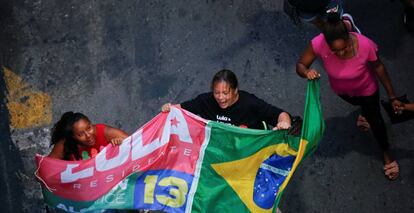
[2,67,52,129]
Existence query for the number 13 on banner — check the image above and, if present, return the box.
[135,170,193,211]
[144,175,188,207]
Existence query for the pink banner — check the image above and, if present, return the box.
[36,108,207,201]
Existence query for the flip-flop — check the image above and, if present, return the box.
[384,161,399,181]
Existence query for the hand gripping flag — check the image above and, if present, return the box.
[35,80,324,212]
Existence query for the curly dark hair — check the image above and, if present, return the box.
[50,112,90,160]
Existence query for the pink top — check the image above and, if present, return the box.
[311,32,379,96]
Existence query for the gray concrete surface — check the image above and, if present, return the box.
[0,0,413,212]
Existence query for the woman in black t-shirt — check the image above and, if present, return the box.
[161,69,291,130]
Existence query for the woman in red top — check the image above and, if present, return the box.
[48,111,128,160]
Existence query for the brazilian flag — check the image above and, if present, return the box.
[188,80,325,212]
[36,80,324,213]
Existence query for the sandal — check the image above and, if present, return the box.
[356,115,370,131]
[384,161,399,180]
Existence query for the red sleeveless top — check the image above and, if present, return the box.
[76,124,109,160]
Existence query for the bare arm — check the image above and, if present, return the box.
[369,59,402,110]
[105,125,129,146]
[401,103,414,112]
[296,43,320,80]
[369,59,397,99]
[48,140,65,159]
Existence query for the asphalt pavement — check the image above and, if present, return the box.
[0,0,413,212]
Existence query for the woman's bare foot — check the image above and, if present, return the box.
[356,115,370,131]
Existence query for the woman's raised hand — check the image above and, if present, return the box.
[110,137,125,146]
[161,103,172,112]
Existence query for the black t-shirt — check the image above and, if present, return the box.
[180,90,284,129]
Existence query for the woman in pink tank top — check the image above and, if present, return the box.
[48,111,128,160]
[296,12,402,180]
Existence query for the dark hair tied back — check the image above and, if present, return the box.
[50,111,89,160]
[211,69,238,90]
[322,12,349,45]
[326,11,342,25]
